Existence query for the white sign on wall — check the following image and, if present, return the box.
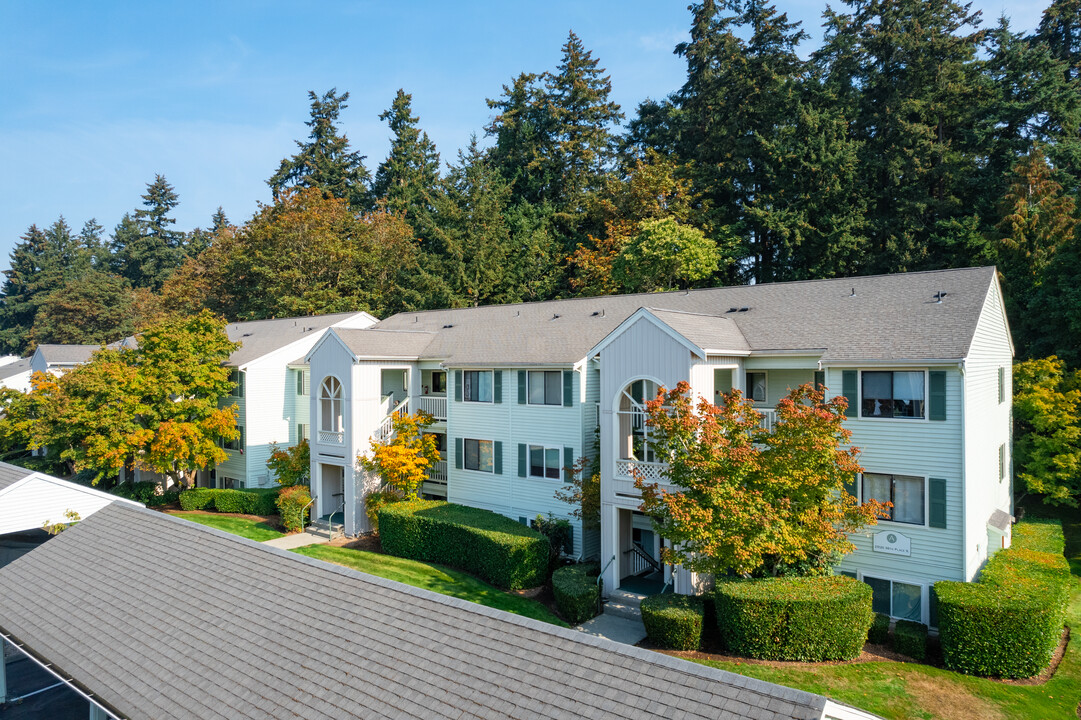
[873,531,911,556]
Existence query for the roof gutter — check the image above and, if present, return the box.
[0,626,125,719]
[823,358,964,368]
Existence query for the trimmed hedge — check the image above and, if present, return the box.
[714,576,873,661]
[178,487,280,515]
[641,594,705,650]
[893,620,928,661]
[868,612,891,645]
[936,519,1070,678]
[109,481,180,507]
[379,500,548,590]
[552,563,600,624]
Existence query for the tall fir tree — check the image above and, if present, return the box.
[111,176,184,290]
[1038,0,1081,81]
[371,89,442,225]
[268,89,370,210]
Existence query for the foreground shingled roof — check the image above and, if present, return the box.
[0,504,833,720]
[339,266,997,366]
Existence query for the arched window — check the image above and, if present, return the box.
[617,379,659,463]
[320,376,342,433]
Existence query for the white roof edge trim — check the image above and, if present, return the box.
[745,348,826,357]
[823,358,965,367]
[303,328,357,364]
[587,307,709,359]
[822,700,885,720]
[440,362,579,369]
[0,472,144,508]
[703,349,753,356]
[0,474,35,498]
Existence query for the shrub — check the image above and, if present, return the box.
[364,488,403,533]
[379,500,548,589]
[936,520,1070,678]
[533,514,573,572]
[146,490,181,508]
[641,594,705,650]
[552,563,600,624]
[278,485,313,533]
[179,488,215,511]
[893,620,928,661]
[110,481,161,504]
[714,576,873,661]
[177,487,280,515]
[868,612,890,645]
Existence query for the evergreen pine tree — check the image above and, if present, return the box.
[1038,0,1081,81]
[372,89,442,224]
[111,176,184,290]
[268,89,370,210]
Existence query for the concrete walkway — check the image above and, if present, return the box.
[262,532,328,550]
[574,613,647,646]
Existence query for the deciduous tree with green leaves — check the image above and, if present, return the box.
[267,439,311,487]
[636,381,884,577]
[1012,356,1081,506]
[612,217,723,293]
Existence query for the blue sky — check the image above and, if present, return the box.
[0,1,1051,265]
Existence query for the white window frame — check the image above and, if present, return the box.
[222,426,244,452]
[228,368,244,398]
[858,369,929,421]
[858,572,929,625]
[319,376,343,433]
[463,370,494,404]
[527,370,563,406]
[463,438,494,473]
[528,444,563,480]
[745,371,768,404]
[617,379,660,463]
[296,369,309,396]
[859,472,929,527]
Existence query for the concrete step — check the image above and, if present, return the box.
[305,521,343,539]
[602,588,648,621]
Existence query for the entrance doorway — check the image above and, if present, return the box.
[319,464,345,521]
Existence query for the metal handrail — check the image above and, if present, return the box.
[300,494,316,532]
[328,493,345,540]
[597,554,616,610]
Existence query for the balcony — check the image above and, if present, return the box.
[614,459,667,482]
[319,430,344,445]
[757,408,777,432]
[416,395,447,421]
[422,460,448,498]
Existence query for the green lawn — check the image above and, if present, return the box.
[171,511,285,542]
[293,544,568,627]
[688,507,1081,720]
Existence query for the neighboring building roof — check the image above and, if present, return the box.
[0,462,33,493]
[988,509,1013,532]
[0,358,30,380]
[33,344,100,366]
[225,312,372,366]
[332,328,438,359]
[0,504,838,720]
[342,266,997,366]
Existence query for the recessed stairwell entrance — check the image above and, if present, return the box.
[317,464,345,525]
[618,509,666,595]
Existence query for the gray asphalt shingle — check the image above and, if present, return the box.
[0,504,828,720]
[0,461,33,492]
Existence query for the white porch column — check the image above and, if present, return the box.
[599,503,619,597]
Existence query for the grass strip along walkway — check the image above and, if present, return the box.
[687,507,1081,720]
[293,545,567,627]
[170,511,285,542]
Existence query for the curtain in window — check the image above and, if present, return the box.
[528,373,546,404]
[892,581,922,621]
[478,372,493,402]
[893,475,925,524]
[892,372,923,401]
[863,473,892,508]
[478,440,494,472]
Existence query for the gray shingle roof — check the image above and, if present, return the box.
[646,309,751,354]
[0,504,829,720]
[347,267,997,366]
[225,312,370,366]
[333,328,438,359]
[0,461,33,492]
[34,344,100,365]
[0,358,30,380]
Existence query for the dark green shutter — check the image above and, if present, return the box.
[494,371,502,403]
[929,478,947,528]
[844,472,858,499]
[454,370,462,402]
[563,370,573,407]
[494,441,503,474]
[929,371,946,421]
[564,446,574,477]
[454,438,463,469]
[518,371,527,404]
[814,370,825,390]
[518,444,527,477]
[842,371,857,417]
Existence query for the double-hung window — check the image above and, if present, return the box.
[861,371,924,418]
[228,368,244,398]
[296,369,309,396]
[223,426,244,452]
[463,371,493,403]
[745,372,767,403]
[863,472,924,525]
[463,439,494,472]
[528,445,562,479]
[528,371,562,406]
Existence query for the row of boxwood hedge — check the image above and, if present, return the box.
[714,576,873,661]
[641,594,705,651]
[552,564,600,624]
[178,487,280,516]
[379,500,548,590]
[936,519,1070,678]
[109,481,180,508]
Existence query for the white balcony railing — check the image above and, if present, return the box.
[417,395,447,421]
[373,397,410,443]
[615,459,668,482]
[757,408,778,432]
[319,429,344,445]
[426,460,448,485]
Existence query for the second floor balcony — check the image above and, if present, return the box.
[416,394,447,421]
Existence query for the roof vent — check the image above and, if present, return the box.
[727,307,738,313]
[850,287,856,297]
[738,307,750,312]
[552,314,560,320]
[443,324,454,329]
[934,291,948,304]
